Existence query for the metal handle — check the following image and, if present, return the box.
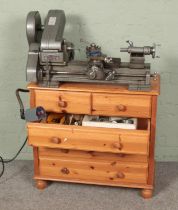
[126,40,133,47]
[51,137,61,144]
[117,104,126,112]
[116,172,125,179]
[58,96,67,108]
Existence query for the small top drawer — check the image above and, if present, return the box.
[92,93,151,118]
[34,90,91,114]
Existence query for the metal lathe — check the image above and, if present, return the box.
[26,9,158,90]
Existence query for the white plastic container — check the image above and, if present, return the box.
[82,115,137,130]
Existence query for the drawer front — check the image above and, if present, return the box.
[39,148,148,163]
[34,90,91,114]
[28,123,150,155]
[92,93,151,118]
[39,156,148,184]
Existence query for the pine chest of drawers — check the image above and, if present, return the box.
[27,76,160,198]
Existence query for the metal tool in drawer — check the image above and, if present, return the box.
[26,9,159,90]
[25,106,46,122]
[82,115,138,129]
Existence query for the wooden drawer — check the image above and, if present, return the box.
[28,119,150,155]
[34,90,91,114]
[92,93,151,118]
[38,154,148,184]
[39,148,148,163]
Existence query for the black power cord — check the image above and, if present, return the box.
[0,137,28,178]
[16,89,29,119]
[0,88,30,178]
[0,156,4,178]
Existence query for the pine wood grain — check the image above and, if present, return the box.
[148,96,158,185]
[27,121,150,155]
[39,147,148,163]
[92,93,151,118]
[29,89,36,108]
[27,75,160,197]
[33,147,39,176]
[141,189,153,199]
[34,90,91,114]
[34,175,153,189]
[39,156,148,184]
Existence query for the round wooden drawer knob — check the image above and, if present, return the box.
[58,100,67,108]
[116,172,125,179]
[117,104,126,111]
[58,96,67,108]
[112,142,123,150]
[51,137,61,144]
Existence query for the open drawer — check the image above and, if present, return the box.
[27,119,150,155]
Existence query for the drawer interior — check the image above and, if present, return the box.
[28,114,150,133]
[40,112,150,131]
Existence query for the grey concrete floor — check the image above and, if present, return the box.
[0,161,178,210]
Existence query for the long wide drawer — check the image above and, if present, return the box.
[39,147,148,163]
[28,120,150,155]
[38,154,148,184]
[34,90,91,114]
[92,93,151,118]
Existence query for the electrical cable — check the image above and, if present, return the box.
[0,137,28,178]
[0,156,5,178]
[16,89,29,119]
[0,88,29,178]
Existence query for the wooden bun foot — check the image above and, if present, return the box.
[36,180,48,190]
[141,189,153,199]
